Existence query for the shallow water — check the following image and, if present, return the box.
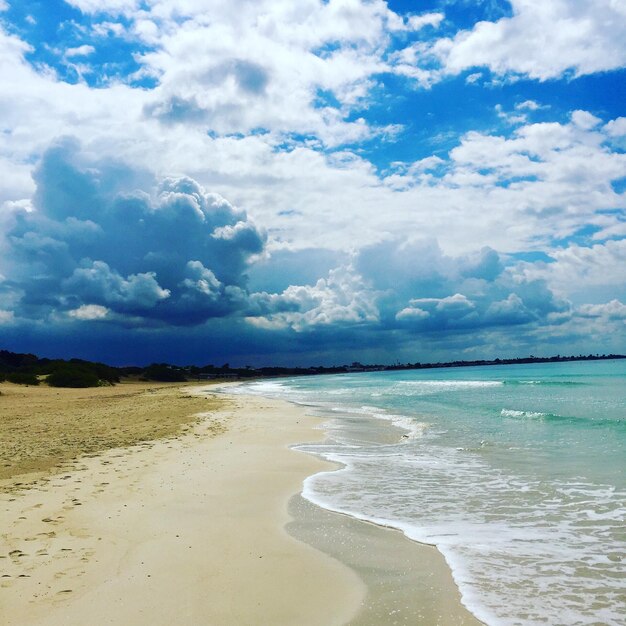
[233,360,626,626]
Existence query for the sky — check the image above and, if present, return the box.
[0,0,625,366]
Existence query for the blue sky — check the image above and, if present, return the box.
[0,0,625,366]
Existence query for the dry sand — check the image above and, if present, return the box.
[0,381,224,488]
[1,384,364,625]
[1,381,481,625]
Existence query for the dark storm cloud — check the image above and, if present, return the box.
[5,138,265,325]
[354,237,568,332]
[0,139,581,365]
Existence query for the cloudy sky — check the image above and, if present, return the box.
[0,0,625,366]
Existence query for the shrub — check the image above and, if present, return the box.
[7,371,40,385]
[68,359,120,384]
[142,364,187,382]
[47,368,101,388]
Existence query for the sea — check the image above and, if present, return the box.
[229,359,626,626]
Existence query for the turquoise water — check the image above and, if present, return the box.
[234,360,626,625]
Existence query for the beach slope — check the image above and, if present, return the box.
[1,384,364,625]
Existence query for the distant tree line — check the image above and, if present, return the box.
[0,348,624,388]
[0,350,120,387]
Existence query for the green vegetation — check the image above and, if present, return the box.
[1,348,625,388]
[6,371,40,386]
[41,359,120,385]
[0,350,119,388]
[142,363,188,382]
[47,368,101,388]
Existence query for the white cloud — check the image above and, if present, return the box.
[64,0,139,14]
[604,117,626,137]
[66,44,96,58]
[465,72,482,84]
[518,240,626,301]
[396,306,429,321]
[2,16,623,261]
[432,0,626,80]
[577,300,626,320]
[0,309,14,323]
[64,262,171,309]
[130,1,396,144]
[68,304,110,320]
[570,110,601,130]
[516,100,543,111]
[248,266,379,331]
[406,13,444,31]
[0,6,624,321]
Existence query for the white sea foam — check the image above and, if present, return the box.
[325,404,427,439]
[399,380,503,388]
[236,363,626,626]
[370,410,428,439]
[227,379,290,395]
[500,408,548,419]
[299,441,626,626]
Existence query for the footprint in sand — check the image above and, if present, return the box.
[9,549,26,559]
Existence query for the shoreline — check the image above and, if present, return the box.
[287,495,482,625]
[1,381,479,625]
[218,385,481,625]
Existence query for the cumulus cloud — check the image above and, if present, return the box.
[0,3,624,363]
[430,0,626,80]
[1,6,624,263]
[380,113,626,257]
[517,240,626,303]
[247,266,379,331]
[68,304,109,320]
[604,117,626,137]
[63,261,171,311]
[244,238,569,338]
[64,0,139,13]
[406,13,444,31]
[102,0,413,144]
[65,45,96,58]
[577,300,626,321]
[356,238,568,333]
[4,138,265,325]
[397,293,479,329]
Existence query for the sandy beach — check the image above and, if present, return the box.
[1,381,479,625]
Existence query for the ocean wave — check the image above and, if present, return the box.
[372,412,428,439]
[500,408,549,419]
[500,408,625,429]
[504,379,586,386]
[327,405,428,439]
[398,380,503,389]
